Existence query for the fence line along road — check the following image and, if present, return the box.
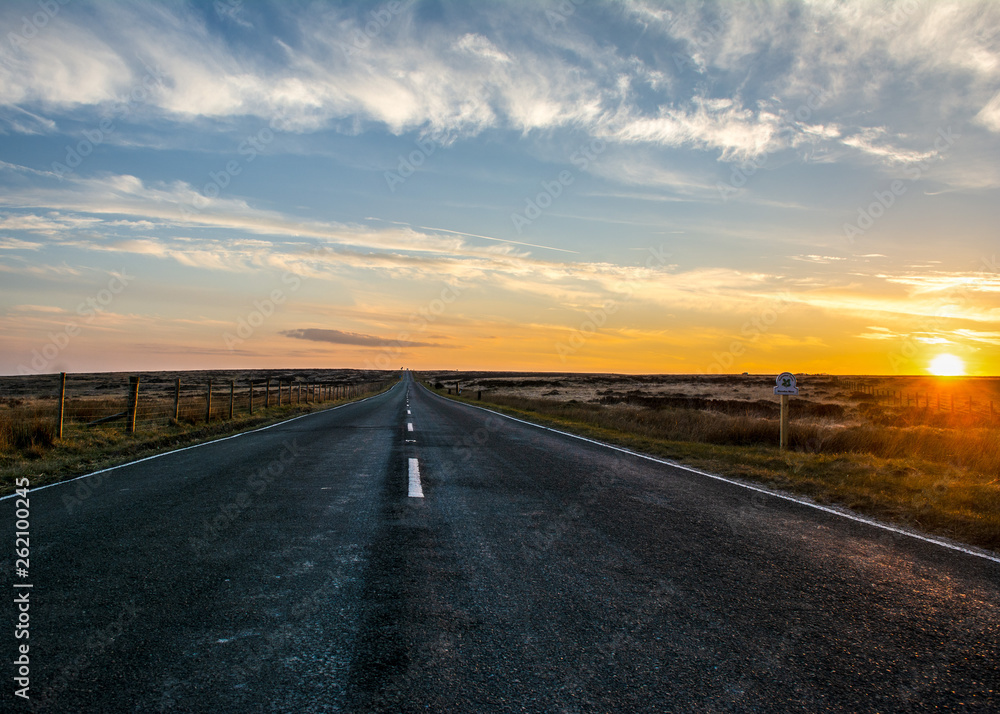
[0,372,399,442]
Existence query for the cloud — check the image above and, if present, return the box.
[975,90,1000,132]
[0,106,58,135]
[281,328,435,348]
[953,329,1000,346]
[604,99,783,160]
[4,0,994,171]
[839,127,940,165]
[452,33,511,64]
[587,150,716,195]
[0,165,481,259]
[882,271,1000,294]
[790,255,847,264]
[0,211,102,236]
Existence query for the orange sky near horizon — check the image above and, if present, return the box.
[2,2,999,378]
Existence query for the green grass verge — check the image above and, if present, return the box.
[427,383,1000,555]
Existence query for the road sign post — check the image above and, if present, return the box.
[774,372,799,450]
[779,395,790,450]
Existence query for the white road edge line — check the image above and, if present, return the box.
[1,382,403,501]
[424,385,1000,566]
[408,457,424,498]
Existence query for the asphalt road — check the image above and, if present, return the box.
[3,371,998,712]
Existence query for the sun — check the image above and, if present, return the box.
[929,353,966,376]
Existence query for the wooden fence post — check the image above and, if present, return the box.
[57,372,66,439]
[174,378,181,422]
[206,379,213,423]
[229,381,235,420]
[266,377,271,408]
[126,376,140,434]
[249,381,254,414]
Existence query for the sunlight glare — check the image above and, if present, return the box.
[929,353,965,376]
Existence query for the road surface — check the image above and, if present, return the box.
[3,371,998,711]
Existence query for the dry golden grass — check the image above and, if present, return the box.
[0,407,57,454]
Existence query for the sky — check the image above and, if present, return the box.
[1,0,999,377]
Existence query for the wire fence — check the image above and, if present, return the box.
[843,379,998,421]
[0,371,399,450]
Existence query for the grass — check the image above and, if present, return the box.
[427,385,1000,555]
[0,383,396,497]
[0,411,58,455]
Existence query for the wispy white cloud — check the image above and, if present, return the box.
[790,255,847,264]
[452,33,511,65]
[975,89,1000,132]
[3,0,993,173]
[840,127,940,165]
[0,212,103,235]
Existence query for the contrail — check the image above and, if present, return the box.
[366,218,579,254]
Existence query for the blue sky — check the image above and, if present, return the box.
[1,0,999,375]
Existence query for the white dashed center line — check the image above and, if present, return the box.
[408,458,424,498]
[407,423,414,431]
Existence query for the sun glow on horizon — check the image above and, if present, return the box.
[929,353,966,376]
